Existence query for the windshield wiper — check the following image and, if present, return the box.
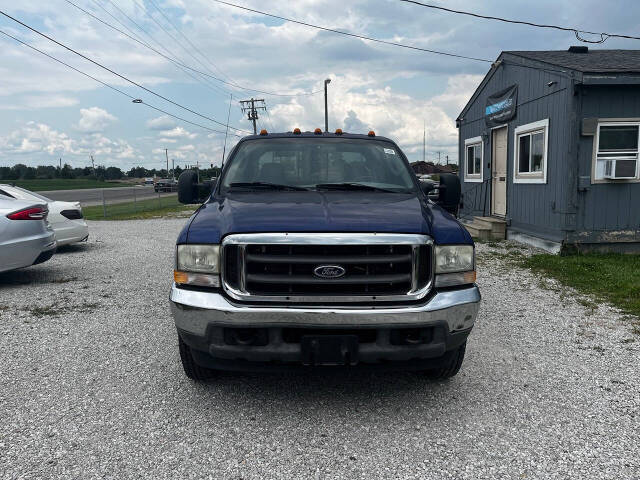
[315,182,397,193]
[228,182,309,191]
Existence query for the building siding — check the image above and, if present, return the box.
[458,55,573,241]
[577,85,640,236]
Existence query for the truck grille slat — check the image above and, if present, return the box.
[245,253,412,264]
[246,273,411,285]
[221,233,433,303]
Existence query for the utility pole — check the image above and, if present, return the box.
[165,148,169,178]
[59,158,62,170]
[438,151,441,165]
[446,155,449,166]
[172,158,175,179]
[239,98,266,135]
[422,120,426,163]
[90,155,96,177]
[324,78,331,132]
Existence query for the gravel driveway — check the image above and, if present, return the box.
[1,219,638,479]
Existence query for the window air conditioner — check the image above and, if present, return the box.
[603,159,637,179]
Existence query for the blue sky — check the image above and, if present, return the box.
[0,0,639,170]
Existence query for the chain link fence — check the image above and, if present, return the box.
[82,187,184,220]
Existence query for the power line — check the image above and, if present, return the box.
[0,28,239,137]
[397,0,640,44]
[210,0,493,63]
[63,0,321,97]
[100,0,233,97]
[0,9,252,134]
[146,0,234,83]
[118,0,233,96]
[84,0,232,98]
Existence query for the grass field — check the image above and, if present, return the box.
[6,179,127,191]
[521,253,640,320]
[83,195,198,220]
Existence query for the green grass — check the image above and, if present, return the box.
[83,195,198,220]
[6,179,127,191]
[521,253,640,318]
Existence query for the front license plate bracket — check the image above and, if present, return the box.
[301,335,359,366]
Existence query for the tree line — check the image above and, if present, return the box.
[0,164,222,181]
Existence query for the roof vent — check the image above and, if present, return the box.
[568,46,589,53]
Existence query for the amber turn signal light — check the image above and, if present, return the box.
[174,270,189,284]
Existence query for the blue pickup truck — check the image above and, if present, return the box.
[170,129,480,380]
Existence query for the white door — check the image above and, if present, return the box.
[491,126,508,217]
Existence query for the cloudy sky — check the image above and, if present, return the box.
[0,0,638,170]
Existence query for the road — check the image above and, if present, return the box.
[0,220,638,479]
[40,185,175,206]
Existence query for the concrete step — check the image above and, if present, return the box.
[462,221,493,241]
[473,216,506,239]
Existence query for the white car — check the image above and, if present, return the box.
[0,185,89,246]
[0,196,56,273]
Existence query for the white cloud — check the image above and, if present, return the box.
[0,95,79,111]
[0,122,138,166]
[160,127,197,139]
[75,107,117,133]
[146,115,177,130]
[0,122,76,156]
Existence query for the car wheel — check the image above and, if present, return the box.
[422,342,466,380]
[178,335,216,381]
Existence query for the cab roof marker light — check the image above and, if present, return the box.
[293,128,301,134]
[314,128,322,135]
[335,128,343,135]
[259,129,268,135]
[368,130,376,137]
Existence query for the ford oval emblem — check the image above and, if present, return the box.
[313,265,346,279]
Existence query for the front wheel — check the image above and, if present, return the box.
[178,335,216,381]
[422,342,466,380]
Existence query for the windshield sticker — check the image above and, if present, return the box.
[384,148,395,155]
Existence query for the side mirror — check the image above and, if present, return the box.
[420,181,436,194]
[178,170,214,204]
[436,173,461,217]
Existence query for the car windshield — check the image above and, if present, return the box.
[221,138,417,193]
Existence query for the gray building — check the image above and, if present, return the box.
[457,47,640,253]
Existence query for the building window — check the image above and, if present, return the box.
[594,122,640,181]
[514,119,548,184]
[464,136,483,182]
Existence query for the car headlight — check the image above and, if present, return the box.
[435,245,476,287]
[174,244,220,287]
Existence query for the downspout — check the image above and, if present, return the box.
[564,74,582,250]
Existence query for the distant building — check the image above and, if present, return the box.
[410,161,455,175]
[457,46,640,253]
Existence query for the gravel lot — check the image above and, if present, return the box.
[1,219,638,479]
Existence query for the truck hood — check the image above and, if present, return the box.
[183,191,471,245]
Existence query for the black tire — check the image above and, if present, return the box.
[423,342,466,380]
[178,335,216,381]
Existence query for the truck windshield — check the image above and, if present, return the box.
[221,138,417,193]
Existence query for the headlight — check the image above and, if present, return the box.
[435,245,475,287]
[174,244,220,287]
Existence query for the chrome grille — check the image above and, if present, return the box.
[221,233,433,303]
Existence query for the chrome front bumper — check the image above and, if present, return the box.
[170,284,481,337]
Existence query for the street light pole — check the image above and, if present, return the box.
[324,78,331,132]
